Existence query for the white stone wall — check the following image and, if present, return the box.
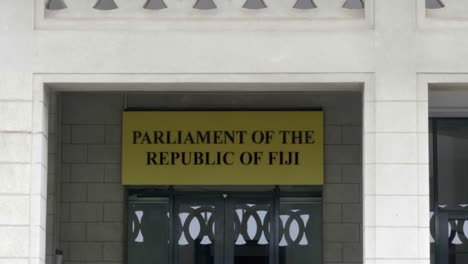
[7,0,468,263]
[46,91,362,264]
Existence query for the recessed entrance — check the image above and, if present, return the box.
[44,89,363,264]
[128,188,322,264]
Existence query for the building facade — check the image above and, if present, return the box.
[1,0,468,264]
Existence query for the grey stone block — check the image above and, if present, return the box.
[325,145,361,164]
[325,164,342,183]
[325,125,342,145]
[342,204,362,223]
[342,125,362,145]
[61,183,87,202]
[61,125,71,143]
[70,203,103,222]
[86,223,123,241]
[324,242,343,262]
[323,204,342,223]
[343,243,363,262]
[68,242,103,261]
[103,242,124,261]
[342,164,362,183]
[105,125,121,144]
[323,223,360,242]
[323,184,360,204]
[87,145,120,164]
[70,164,105,183]
[103,203,124,222]
[104,164,121,183]
[71,125,105,144]
[60,223,86,241]
[60,203,70,222]
[61,164,71,183]
[62,144,87,163]
[87,183,124,203]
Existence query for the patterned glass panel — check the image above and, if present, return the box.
[429,212,468,246]
[128,199,170,264]
[175,202,217,264]
[279,199,321,264]
[233,203,271,264]
[429,212,468,263]
[448,219,468,263]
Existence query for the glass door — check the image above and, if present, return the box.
[224,195,274,264]
[174,197,225,264]
[278,198,322,264]
[128,190,321,264]
[431,119,468,264]
[128,197,171,264]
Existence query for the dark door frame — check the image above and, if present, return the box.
[431,118,468,264]
[128,186,322,264]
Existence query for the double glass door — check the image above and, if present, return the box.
[128,191,321,264]
[175,196,272,264]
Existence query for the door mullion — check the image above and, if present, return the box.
[214,197,225,264]
[172,199,179,264]
[271,188,279,264]
[224,195,234,264]
[435,212,448,264]
[169,187,175,264]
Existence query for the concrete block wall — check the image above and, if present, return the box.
[48,91,362,264]
[57,93,126,264]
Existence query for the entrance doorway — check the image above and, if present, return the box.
[431,119,468,263]
[128,189,321,264]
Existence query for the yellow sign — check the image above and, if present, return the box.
[122,111,323,185]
